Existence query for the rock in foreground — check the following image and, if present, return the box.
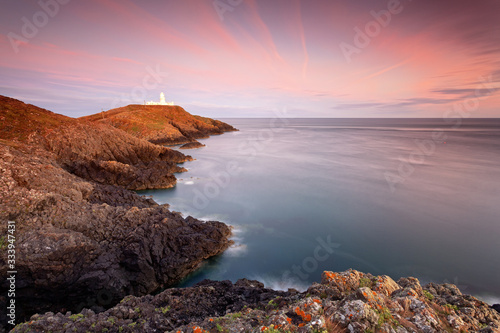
[13,270,500,333]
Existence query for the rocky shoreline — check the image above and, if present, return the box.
[0,96,235,331]
[2,96,500,333]
[11,269,500,333]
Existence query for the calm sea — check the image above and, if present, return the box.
[139,118,500,304]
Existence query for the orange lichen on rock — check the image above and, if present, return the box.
[324,271,337,281]
[295,307,304,317]
[295,305,313,322]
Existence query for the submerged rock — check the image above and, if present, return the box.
[179,141,206,149]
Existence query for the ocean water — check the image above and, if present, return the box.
[139,118,500,304]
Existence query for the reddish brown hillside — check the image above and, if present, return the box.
[80,104,237,144]
[0,95,74,142]
[0,96,190,190]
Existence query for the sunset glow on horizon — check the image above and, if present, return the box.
[1,0,499,118]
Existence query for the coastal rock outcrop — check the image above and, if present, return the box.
[12,269,500,333]
[44,120,191,190]
[80,105,238,145]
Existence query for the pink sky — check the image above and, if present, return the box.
[0,0,499,117]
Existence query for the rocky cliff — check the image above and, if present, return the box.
[80,104,238,145]
[11,269,500,333]
[0,96,233,330]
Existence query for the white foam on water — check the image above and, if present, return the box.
[223,225,247,257]
[230,225,245,234]
[229,235,243,243]
[224,244,248,257]
[197,214,229,222]
[184,181,194,185]
[252,274,309,292]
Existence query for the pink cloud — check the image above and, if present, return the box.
[111,57,144,65]
[1,0,499,117]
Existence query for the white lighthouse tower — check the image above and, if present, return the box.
[146,92,174,105]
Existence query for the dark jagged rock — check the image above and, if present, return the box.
[62,158,182,190]
[0,96,233,330]
[12,270,500,333]
[492,304,500,313]
[179,141,205,150]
